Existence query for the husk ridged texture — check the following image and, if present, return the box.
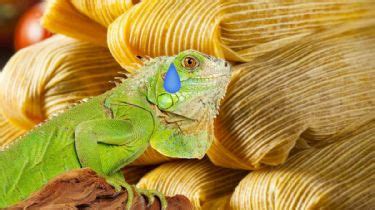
[229,119,374,209]
[42,0,108,46]
[0,113,26,147]
[219,0,375,61]
[209,19,375,170]
[106,0,375,68]
[107,0,225,70]
[71,0,140,27]
[41,0,139,46]
[137,159,247,209]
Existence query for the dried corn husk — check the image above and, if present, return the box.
[209,19,375,170]
[137,159,247,209]
[220,0,375,61]
[131,146,172,166]
[42,0,139,46]
[71,0,139,27]
[0,35,124,130]
[107,0,225,70]
[0,113,26,147]
[42,0,107,46]
[230,119,375,210]
[107,0,375,68]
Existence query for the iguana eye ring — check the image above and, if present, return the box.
[182,56,199,70]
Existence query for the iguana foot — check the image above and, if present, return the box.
[105,174,134,210]
[136,188,167,210]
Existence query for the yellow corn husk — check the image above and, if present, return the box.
[71,0,139,27]
[107,0,226,69]
[220,0,375,61]
[209,19,375,170]
[42,0,139,46]
[131,146,172,166]
[107,0,375,69]
[0,113,26,147]
[230,119,375,210]
[42,0,107,46]
[0,35,124,130]
[137,159,247,209]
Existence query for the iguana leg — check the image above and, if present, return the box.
[136,188,167,209]
[75,119,150,210]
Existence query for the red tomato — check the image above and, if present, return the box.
[14,2,52,50]
[0,0,39,48]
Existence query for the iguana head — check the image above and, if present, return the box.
[145,50,231,159]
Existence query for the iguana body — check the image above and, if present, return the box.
[0,50,231,209]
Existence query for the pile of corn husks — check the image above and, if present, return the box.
[0,0,374,209]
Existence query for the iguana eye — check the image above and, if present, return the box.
[182,56,199,70]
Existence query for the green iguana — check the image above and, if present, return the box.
[0,50,231,209]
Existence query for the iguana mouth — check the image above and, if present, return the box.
[195,73,231,80]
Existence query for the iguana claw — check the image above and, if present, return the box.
[136,188,167,210]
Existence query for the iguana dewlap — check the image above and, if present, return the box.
[0,50,231,209]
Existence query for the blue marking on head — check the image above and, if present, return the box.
[163,63,181,93]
